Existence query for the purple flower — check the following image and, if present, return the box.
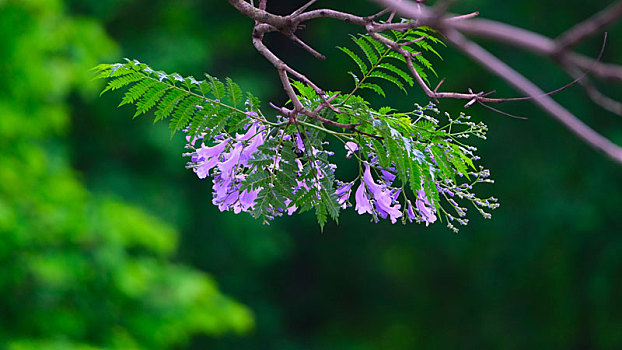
[295,133,305,152]
[335,182,353,209]
[235,187,260,213]
[295,159,304,172]
[212,174,238,211]
[218,143,244,176]
[415,190,437,226]
[344,142,358,158]
[236,122,260,141]
[239,129,266,166]
[355,182,373,215]
[186,133,205,147]
[381,169,396,184]
[295,179,310,193]
[406,200,416,223]
[373,191,402,224]
[362,164,384,196]
[284,199,297,215]
[193,140,229,179]
[197,140,228,159]
[390,188,401,201]
[363,164,402,223]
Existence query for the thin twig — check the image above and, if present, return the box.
[565,65,622,116]
[291,0,318,17]
[555,1,622,52]
[445,28,622,163]
[290,34,326,60]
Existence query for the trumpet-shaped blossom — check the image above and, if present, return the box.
[406,200,416,223]
[335,182,353,209]
[295,133,305,152]
[217,142,244,176]
[186,132,205,146]
[192,140,229,179]
[240,132,265,166]
[236,187,260,213]
[363,164,402,223]
[345,142,358,158]
[284,199,298,216]
[362,164,384,195]
[181,115,453,228]
[381,169,396,184]
[416,189,437,226]
[185,121,270,214]
[354,182,373,215]
[212,174,237,211]
[373,191,402,224]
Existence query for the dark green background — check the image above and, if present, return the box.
[3,0,622,348]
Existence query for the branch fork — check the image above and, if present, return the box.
[230,0,622,164]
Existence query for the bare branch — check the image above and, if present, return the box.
[367,29,525,106]
[450,18,622,83]
[555,1,622,52]
[229,0,622,164]
[290,34,326,60]
[227,0,287,28]
[445,29,622,163]
[291,0,318,17]
[582,80,622,116]
[565,65,622,116]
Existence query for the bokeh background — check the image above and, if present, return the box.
[2,0,622,349]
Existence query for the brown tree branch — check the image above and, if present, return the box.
[248,8,378,138]
[229,0,622,164]
[373,0,622,164]
[565,65,622,116]
[449,18,622,82]
[289,34,326,60]
[444,28,622,164]
[241,0,587,110]
[555,1,622,52]
[374,0,622,82]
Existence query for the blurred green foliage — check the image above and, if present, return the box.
[0,0,252,349]
[2,0,622,349]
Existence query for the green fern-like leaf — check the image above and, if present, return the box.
[154,89,185,123]
[360,82,385,97]
[378,62,414,87]
[100,72,145,94]
[94,59,261,139]
[169,96,201,136]
[352,35,379,68]
[340,25,442,97]
[119,80,158,106]
[338,46,368,76]
[205,74,226,100]
[225,77,243,107]
[369,71,406,92]
[134,84,170,117]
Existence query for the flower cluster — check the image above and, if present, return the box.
[183,113,495,230]
[185,119,266,214]
[97,60,498,231]
[339,142,438,226]
[181,102,497,231]
[184,116,340,220]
